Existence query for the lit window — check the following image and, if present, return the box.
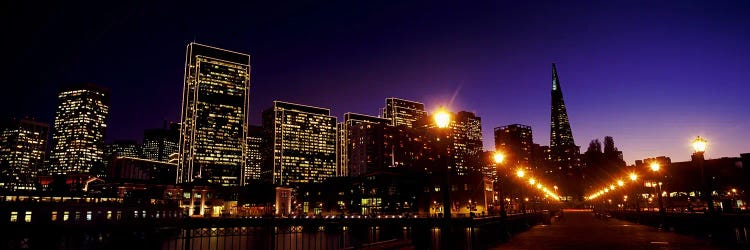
[10,211,18,222]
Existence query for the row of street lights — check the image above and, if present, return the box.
[492,151,562,215]
[586,136,711,215]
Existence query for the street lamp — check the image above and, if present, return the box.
[493,151,507,218]
[433,107,452,220]
[649,163,665,216]
[692,136,714,215]
[516,169,525,178]
[629,172,639,212]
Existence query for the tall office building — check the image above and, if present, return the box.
[549,63,582,199]
[451,111,483,175]
[381,98,427,128]
[177,43,250,186]
[494,124,533,169]
[339,113,391,177]
[142,122,179,162]
[245,125,264,182]
[0,118,49,191]
[50,83,110,175]
[262,101,336,186]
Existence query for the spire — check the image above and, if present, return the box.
[550,63,574,148]
[552,63,561,92]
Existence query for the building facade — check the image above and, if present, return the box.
[338,113,392,177]
[452,111,483,175]
[177,43,250,186]
[494,124,533,169]
[381,98,427,128]
[262,101,337,186]
[50,83,110,176]
[245,125,263,182]
[0,118,49,191]
[105,140,141,159]
[142,122,179,162]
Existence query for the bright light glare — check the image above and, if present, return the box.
[649,163,660,172]
[516,170,525,178]
[617,180,624,187]
[692,136,707,153]
[629,173,638,181]
[529,178,536,185]
[493,152,505,164]
[433,108,451,128]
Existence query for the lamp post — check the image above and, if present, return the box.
[493,152,507,218]
[649,163,666,216]
[434,107,452,220]
[691,136,713,215]
[516,170,526,214]
[629,172,639,212]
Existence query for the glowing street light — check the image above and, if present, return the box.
[516,169,525,178]
[692,136,707,153]
[493,152,505,164]
[433,107,451,128]
[617,180,624,187]
[649,163,660,172]
[629,173,638,181]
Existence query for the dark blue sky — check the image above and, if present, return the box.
[3,0,749,163]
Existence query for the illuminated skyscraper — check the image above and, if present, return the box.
[451,111,483,175]
[0,118,49,191]
[549,63,582,199]
[50,83,109,176]
[381,98,427,128]
[262,101,336,186]
[494,124,533,169]
[245,125,263,182]
[177,43,250,186]
[338,113,391,177]
[142,122,179,162]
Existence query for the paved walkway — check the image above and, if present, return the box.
[492,209,722,250]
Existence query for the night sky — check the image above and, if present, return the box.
[3,1,749,164]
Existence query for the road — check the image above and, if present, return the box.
[492,209,722,250]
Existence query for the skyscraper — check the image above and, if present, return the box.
[451,111,483,175]
[50,83,109,176]
[177,43,250,186]
[142,122,179,162]
[338,113,391,177]
[381,98,427,128]
[262,101,337,186]
[549,63,582,199]
[494,124,533,169]
[245,125,264,182]
[0,118,49,191]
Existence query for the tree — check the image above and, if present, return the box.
[603,136,625,168]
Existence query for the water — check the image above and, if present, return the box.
[4,224,495,249]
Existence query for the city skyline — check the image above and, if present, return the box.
[3,1,749,164]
